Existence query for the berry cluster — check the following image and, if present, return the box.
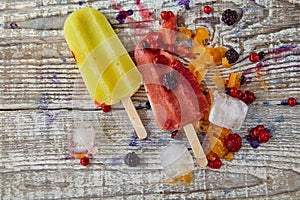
[226,87,256,104]
[245,125,270,148]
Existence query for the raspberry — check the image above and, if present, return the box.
[259,131,270,143]
[242,91,256,104]
[225,133,242,152]
[225,48,239,64]
[221,9,238,26]
[207,158,222,169]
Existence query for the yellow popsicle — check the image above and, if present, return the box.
[64,7,147,139]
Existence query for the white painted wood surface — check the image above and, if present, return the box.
[1,0,299,199]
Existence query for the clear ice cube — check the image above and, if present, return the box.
[209,91,248,130]
[68,124,96,156]
[160,144,194,180]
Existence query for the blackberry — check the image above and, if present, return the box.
[221,9,238,26]
[225,48,239,64]
[124,152,140,167]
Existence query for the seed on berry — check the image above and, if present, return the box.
[258,51,265,60]
[221,9,238,26]
[287,97,297,106]
[80,157,90,166]
[207,158,222,169]
[249,52,259,63]
[124,152,140,167]
[225,48,239,64]
[225,133,242,152]
[259,131,270,143]
[203,5,212,14]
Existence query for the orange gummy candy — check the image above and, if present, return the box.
[178,27,193,39]
[193,27,210,46]
[206,47,227,65]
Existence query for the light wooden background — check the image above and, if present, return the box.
[1,0,300,199]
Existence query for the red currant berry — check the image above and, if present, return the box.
[101,104,111,112]
[236,90,243,99]
[225,133,242,152]
[230,87,238,97]
[203,5,212,14]
[256,125,265,132]
[207,158,222,169]
[80,157,90,166]
[252,128,260,138]
[259,131,270,143]
[153,55,169,65]
[249,52,259,63]
[287,97,297,106]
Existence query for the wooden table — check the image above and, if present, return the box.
[1,0,299,199]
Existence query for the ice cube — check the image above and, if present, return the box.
[209,91,248,130]
[68,125,96,156]
[160,144,194,180]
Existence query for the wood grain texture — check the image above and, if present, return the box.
[0,0,299,199]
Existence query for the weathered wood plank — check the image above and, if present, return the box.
[0,0,299,199]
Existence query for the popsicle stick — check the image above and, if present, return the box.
[183,123,208,167]
[121,97,148,139]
